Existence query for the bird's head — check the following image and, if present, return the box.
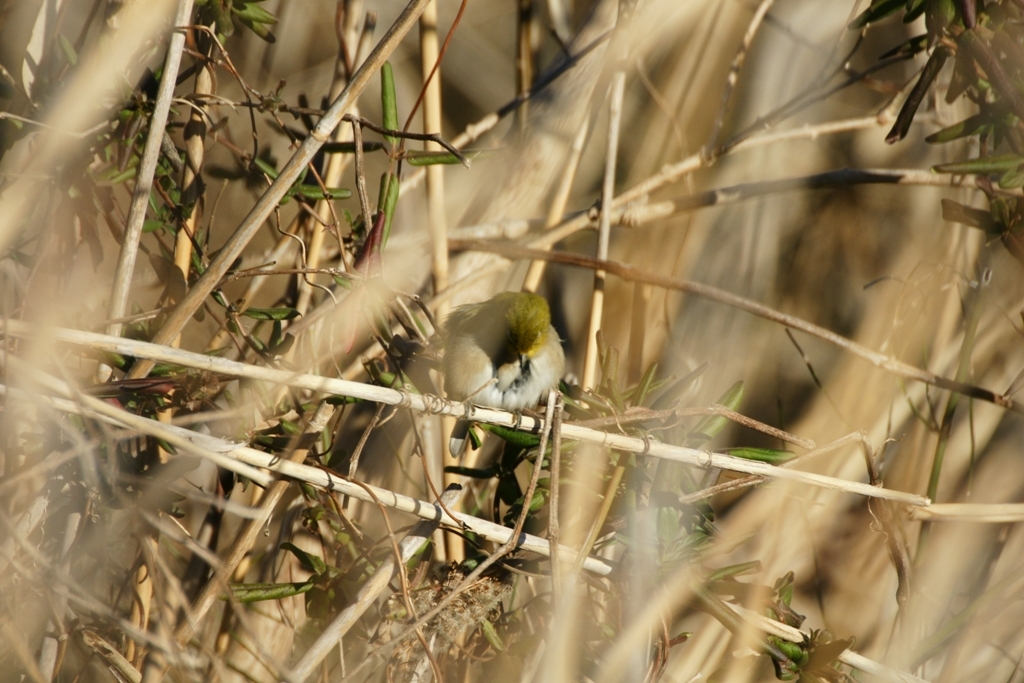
[492,292,551,358]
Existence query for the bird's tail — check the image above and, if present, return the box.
[448,419,470,458]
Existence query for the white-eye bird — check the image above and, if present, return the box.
[442,291,565,456]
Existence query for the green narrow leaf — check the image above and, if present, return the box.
[481,423,542,448]
[271,332,295,355]
[879,34,928,59]
[377,172,400,247]
[631,362,659,407]
[233,2,278,25]
[885,46,949,144]
[280,542,328,575]
[443,465,499,478]
[902,0,927,23]
[253,156,279,178]
[322,141,386,154]
[234,2,278,42]
[404,151,466,166]
[107,167,137,185]
[240,307,300,321]
[940,199,997,233]
[1001,164,1024,190]
[325,394,361,405]
[229,580,313,603]
[925,0,955,35]
[689,381,744,444]
[849,0,906,29]
[380,62,398,146]
[468,425,483,450]
[481,620,506,651]
[934,154,1024,175]
[268,320,284,349]
[925,113,994,144]
[725,447,795,464]
[706,561,763,582]
[58,34,78,66]
[288,184,352,200]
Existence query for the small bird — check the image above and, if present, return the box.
[442,291,565,456]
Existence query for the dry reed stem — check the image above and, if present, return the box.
[107,0,195,335]
[529,167,986,250]
[522,119,590,293]
[420,0,448,302]
[910,504,1024,522]
[417,0,458,563]
[441,118,908,244]
[173,45,213,314]
[582,72,625,391]
[82,630,143,683]
[2,320,930,505]
[0,379,614,577]
[547,395,566,595]
[0,361,272,485]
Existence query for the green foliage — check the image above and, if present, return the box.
[239,306,300,321]
[863,0,1024,267]
[380,62,399,146]
[196,0,278,43]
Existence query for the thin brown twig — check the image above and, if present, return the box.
[705,0,777,157]
[224,266,357,282]
[448,240,1018,413]
[344,114,469,167]
[572,405,814,450]
[351,118,373,232]
[548,395,565,600]
[403,0,469,135]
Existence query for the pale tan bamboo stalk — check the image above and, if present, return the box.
[293,7,373,317]
[910,504,1024,522]
[521,118,589,293]
[107,0,195,336]
[173,53,213,327]
[581,72,624,390]
[2,321,932,507]
[418,0,459,562]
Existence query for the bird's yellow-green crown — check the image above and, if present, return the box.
[492,292,551,357]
